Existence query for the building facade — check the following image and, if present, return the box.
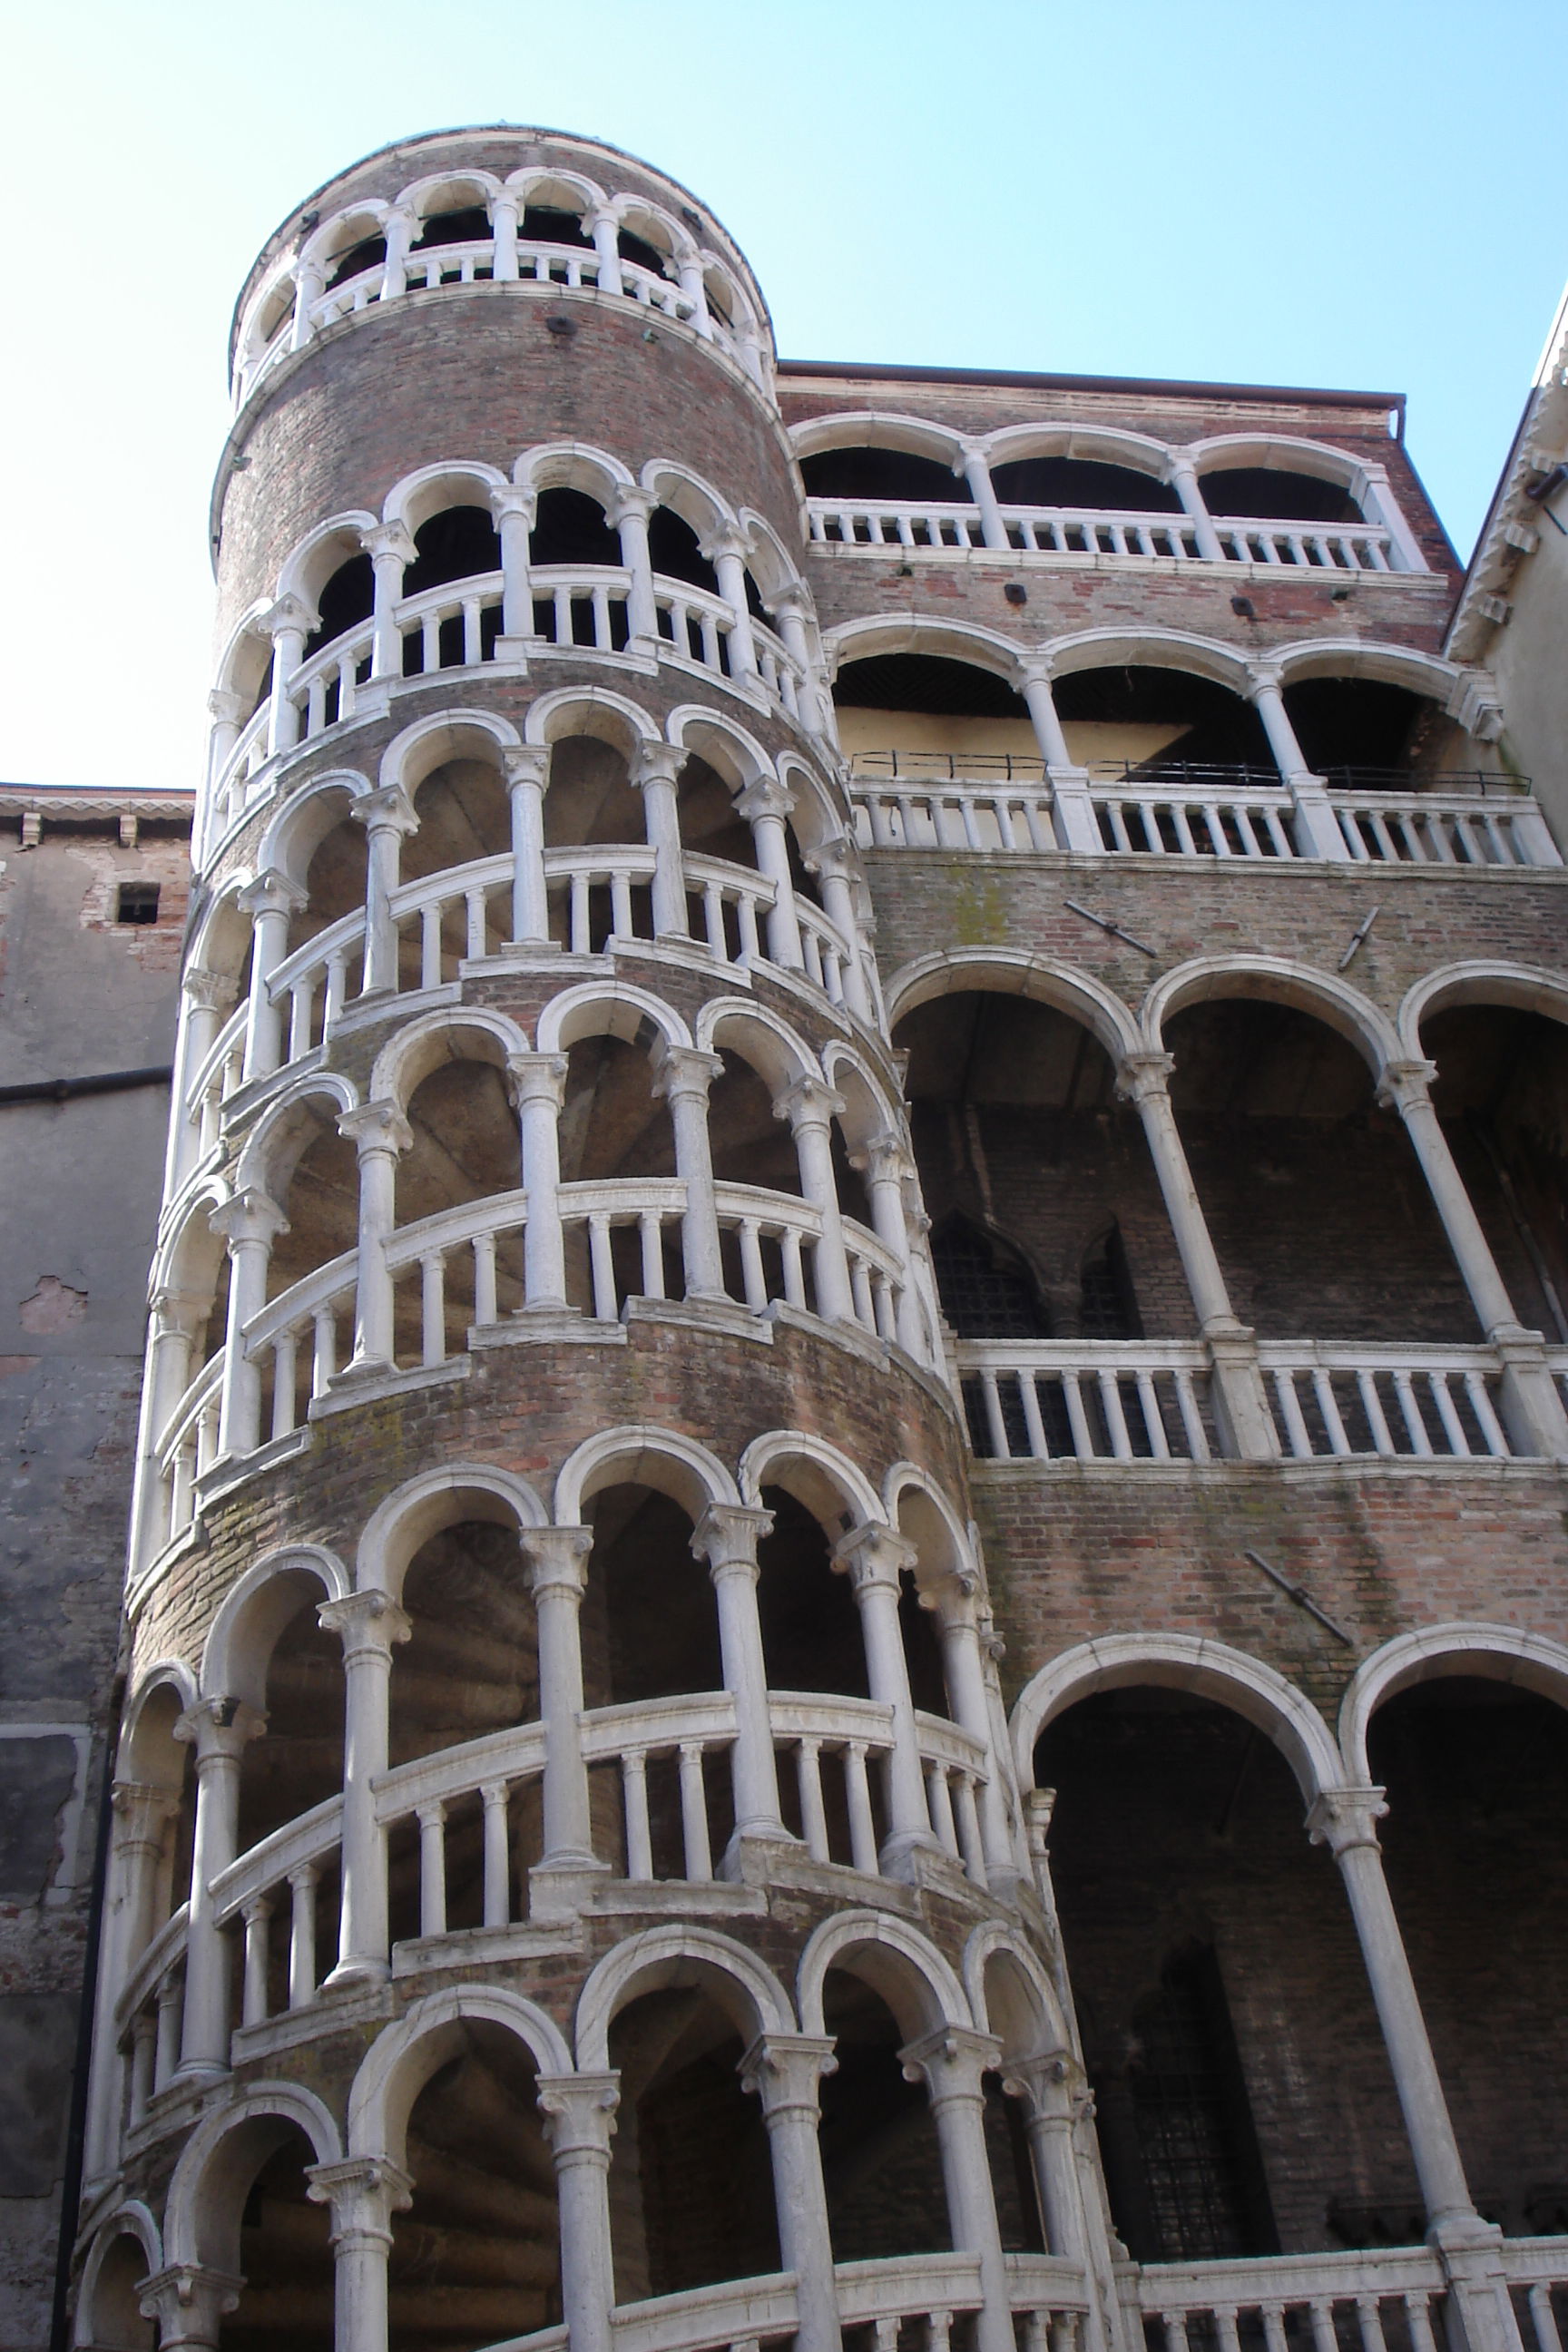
[71,127,1568,2352]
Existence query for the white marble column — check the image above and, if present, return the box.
[308,2156,413,2352]
[632,742,688,936]
[706,529,760,676]
[238,871,307,1081]
[652,1044,726,1300]
[379,207,415,301]
[900,2025,1014,2352]
[779,1075,855,1324]
[588,208,625,297]
[129,1289,201,1568]
[804,837,876,1022]
[318,1591,410,1984]
[263,597,313,759]
[492,483,538,658]
[204,686,246,813]
[769,587,831,738]
[857,1131,926,1357]
[931,1574,1015,1881]
[735,778,803,967]
[612,487,659,648]
[364,522,414,684]
[174,1699,261,2078]
[353,784,416,996]
[1018,663,1102,854]
[503,747,551,946]
[489,188,520,279]
[691,1504,789,1848]
[1003,2052,1116,2352]
[139,2265,243,2352]
[959,439,1010,551]
[740,2036,842,2352]
[537,2073,621,2352]
[83,1781,181,2182]
[212,1188,289,1459]
[289,259,324,352]
[1115,1052,1278,1460]
[1378,1060,1568,1457]
[506,1052,570,1311]
[519,1527,604,1912]
[337,1101,413,1376]
[833,1524,936,1869]
[168,967,234,1192]
[1247,664,1351,859]
[1166,454,1226,562]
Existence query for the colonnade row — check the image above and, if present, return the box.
[793,412,1430,567]
[83,1916,1094,2352]
[235,162,771,400]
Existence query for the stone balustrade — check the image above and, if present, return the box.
[1132,2242,1450,2352]
[808,495,1406,573]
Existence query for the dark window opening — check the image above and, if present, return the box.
[1123,1943,1279,2262]
[303,553,374,659]
[932,1214,1051,1338]
[116,882,161,926]
[401,506,502,599]
[1200,467,1361,525]
[522,204,593,250]
[800,446,964,504]
[411,203,492,250]
[1053,664,1273,774]
[1280,677,1437,783]
[530,486,622,569]
[617,227,669,279]
[835,653,1030,721]
[1080,1223,1141,1338]
[323,234,386,292]
[649,507,720,596]
[989,456,1182,514]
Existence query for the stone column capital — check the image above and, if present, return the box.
[174,1695,267,1760]
[899,2023,1002,2101]
[505,1051,569,1112]
[739,2032,838,2115]
[854,1129,912,1184]
[112,1779,182,1843]
[1245,663,1287,701]
[350,783,418,838]
[735,776,796,824]
[1308,1785,1389,1857]
[832,1521,918,1593]
[701,524,751,566]
[691,1502,774,1574]
[138,2264,245,2346]
[1376,1058,1438,1114]
[260,593,317,642]
[652,1043,724,1104]
[237,866,308,919]
[630,740,683,791]
[318,1589,413,1660]
[502,745,551,793]
[184,965,238,1015]
[1115,1051,1177,1106]
[536,2070,621,2156]
[608,484,656,526]
[207,687,247,724]
[338,1099,413,1157]
[776,1072,846,1133]
[490,482,537,527]
[1000,2045,1081,2120]
[802,833,857,882]
[521,1524,593,1595]
[306,2154,414,2243]
[361,520,416,566]
[211,1187,289,1249]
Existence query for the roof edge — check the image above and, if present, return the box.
[777,357,1405,416]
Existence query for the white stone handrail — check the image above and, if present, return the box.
[181,1000,250,1153]
[808,494,1405,570]
[1499,2238,1568,2352]
[155,1352,224,1546]
[113,1902,191,2041]
[957,1339,1216,1465]
[1133,2240,1446,2352]
[1257,1339,1520,1462]
[611,2271,799,2352]
[210,1789,346,1930]
[1331,788,1561,867]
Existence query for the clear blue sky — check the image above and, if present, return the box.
[2,0,1562,791]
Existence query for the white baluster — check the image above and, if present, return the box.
[241,1896,271,2027]
[678,1741,713,1881]
[480,1781,509,1927]
[796,1739,829,1862]
[843,1740,878,1875]
[622,1749,653,1878]
[473,1231,497,1327]
[420,1252,446,1367]
[288,1863,318,2008]
[417,1801,446,1938]
[270,1328,298,1441]
[588,1214,617,1320]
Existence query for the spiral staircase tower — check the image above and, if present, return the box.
[74,129,1092,2352]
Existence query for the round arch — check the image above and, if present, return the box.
[664,702,772,789]
[1046,626,1253,697]
[256,766,374,887]
[1142,954,1401,1075]
[524,684,661,753]
[234,1071,359,1199]
[606,191,701,268]
[1269,637,1464,707]
[789,411,967,471]
[825,613,1025,685]
[502,163,608,214]
[348,1982,573,2167]
[162,2081,341,2270]
[554,1424,739,1527]
[201,1544,351,1708]
[397,167,503,226]
[1339,1622,1568,1785]
[356,1462,548,1601]
[737,510,807,604]
[639,457,737,547]
[797,1909,970,2040]
[962,1921,1072,2058]
[983,421,1173,481]
[275,510,380,615]
[378,707,522,800]
[367,1004,529,1110]
[118,1661,199,1785]
[299,199,391,275]
[885,1462,976,1587]
[381,458,507,542]
[1188,433,1369,497]
[514,438,636,507]
[575,1924,793,2070]
[74,2202,163,2350]
[695,997,816,1097]
[1397,961,1568,1059]
[535,978,690,1059]
[736,1429,884,1529]
[884,950,1142,1067]
[1010,1632,1343,1808]
[212,603,275,708]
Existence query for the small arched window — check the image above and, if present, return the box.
[931,1213,1049,1338]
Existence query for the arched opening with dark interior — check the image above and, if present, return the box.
[220,2122,335,2352]
[1166,995,1475,1357]
[1200,466,1362,524]
[522,202,593,250]
[410,201,494,253]
[389,2022,559,2352]
[607,1987,779,2300]
[323,229,387,292]
[398,756,513,984]
[283,789,368,970]
[83,2232,156,2352]
[1422,1003,1568,1344]
[990,455,1181,516]
[1368,1675,1568,2238]
[1281,674,1491,795]
[616,223,672,280]
[1052,663,1274,808]
[122,1682,196,1948]
[756,1484,866,1697]
[260,1096,358,1426]
[1035,1687,1416,2259]
[387,1517,540,1943]
[816,1966,961,2260]
[649,507,720,597]
[544,736,646,856]
[400,507,505,672]
[529,487,622,569]
[558,1027,679,1315]
[234,1572,345,1858]
[834,652,1034,781]
[800,445,964,505]
[580,1485,729,1876]
[302,548,373,662]
[394,1043,522,1356]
